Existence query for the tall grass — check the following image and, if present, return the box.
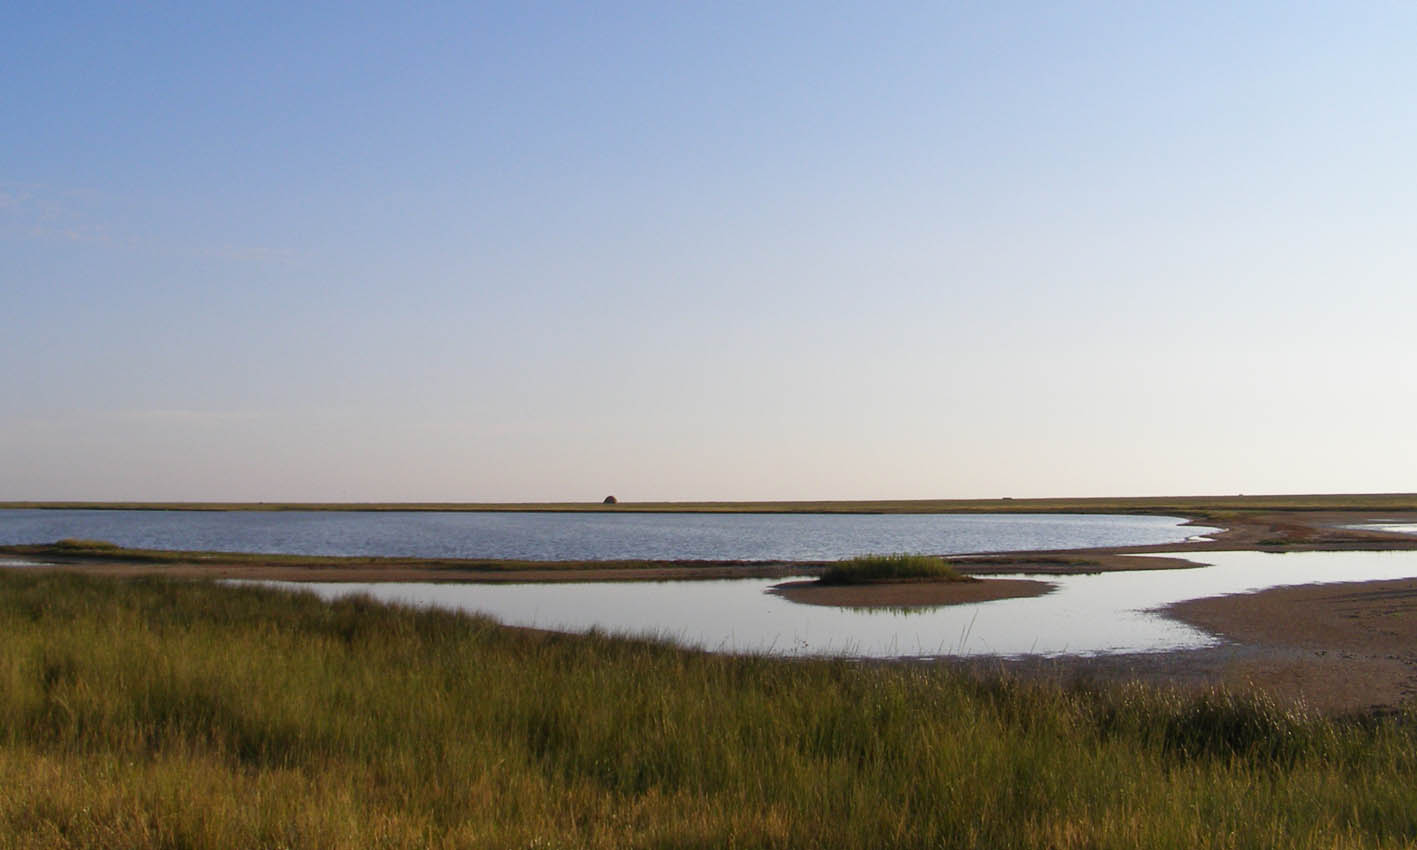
[1,570,1416,848]
[819,553,965,585]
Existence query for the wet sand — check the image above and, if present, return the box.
[950,577,1417,716]
[1166,578,1417,713]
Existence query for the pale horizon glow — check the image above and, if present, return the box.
[5,3,1417,502]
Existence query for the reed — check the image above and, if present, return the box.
[1,571,1415,848]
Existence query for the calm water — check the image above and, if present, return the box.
[1344,522,1417,536]
[270,550,1417,658]
[0,509,1214,561]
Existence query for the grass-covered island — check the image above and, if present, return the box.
[818,553,966,584]
[773,554,1055,609]
[5,569,1417,848]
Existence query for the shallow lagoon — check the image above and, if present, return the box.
[275,550,1417,658]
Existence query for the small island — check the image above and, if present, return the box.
[771,553,1053,609]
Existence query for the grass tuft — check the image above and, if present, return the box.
[818,553,966,585]
[51,538,122,551]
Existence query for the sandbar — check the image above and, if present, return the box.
[769,577,1052,608]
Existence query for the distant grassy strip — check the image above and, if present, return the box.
[5,492,1417,516]
[0,540,786,573]
[4,571,1417,848]
[818,554,967,585]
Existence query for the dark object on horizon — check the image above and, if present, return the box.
[602,495,617,504]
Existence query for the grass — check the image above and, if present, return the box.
[49,538,123,551]
[818,553,967,585]
[4,571,1417,847]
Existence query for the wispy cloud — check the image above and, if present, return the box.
[0,183,111,244]
[0,182,294,262]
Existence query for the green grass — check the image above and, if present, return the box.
[4,571,1417,847]
[818,553,967,585]
[49,538,123,551]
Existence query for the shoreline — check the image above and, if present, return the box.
[7,508,1417,585]
[8,508,1417,713]
[5,492,1417,514]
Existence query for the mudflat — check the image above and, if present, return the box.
[1166,578,1417,713]
[957,577,1417,716]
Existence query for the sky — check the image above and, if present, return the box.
[4,2,1417,502]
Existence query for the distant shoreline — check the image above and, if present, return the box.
[5,492,1417,515]
[5,507,1417,584]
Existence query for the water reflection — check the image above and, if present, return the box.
[839,605,940,616]
[263,550,1417,659]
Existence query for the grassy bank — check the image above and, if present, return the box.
[4,577,1417,847]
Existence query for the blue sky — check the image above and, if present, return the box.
[5,2,1417,501]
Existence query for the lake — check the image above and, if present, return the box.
[0,509,1213,561]
[271,550,1417,658]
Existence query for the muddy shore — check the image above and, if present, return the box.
[935,513,1417,715]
